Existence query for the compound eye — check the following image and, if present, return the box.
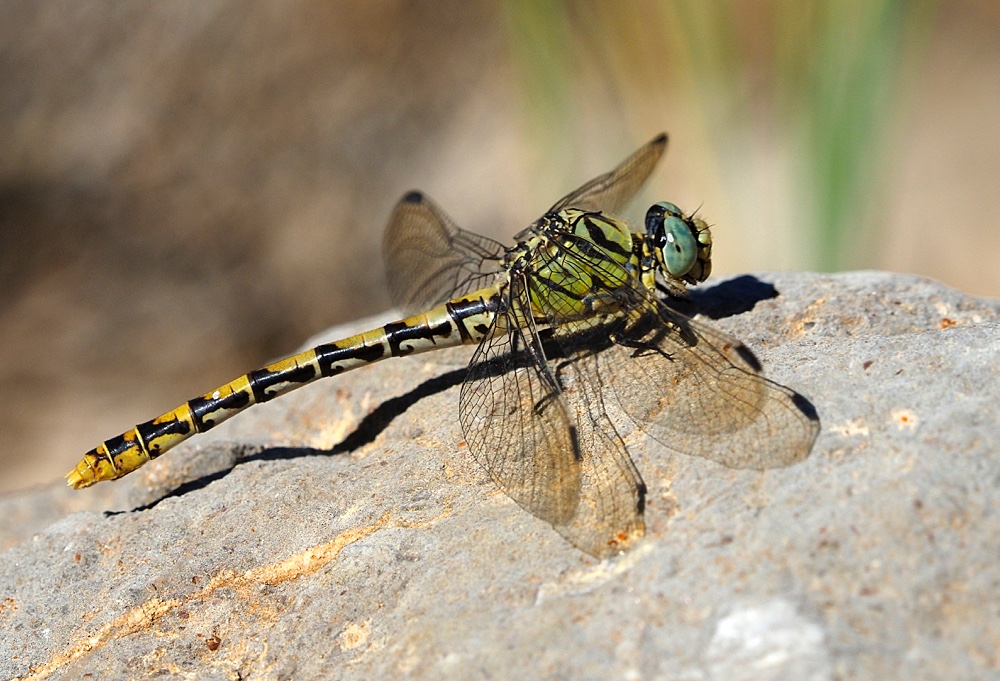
[661,216,698,276]
[656,201,682,216]
[645,201,680,235]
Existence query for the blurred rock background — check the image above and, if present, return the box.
[0,0,997,493]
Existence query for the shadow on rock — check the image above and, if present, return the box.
[125,367,468,512]
[668,274,778,319]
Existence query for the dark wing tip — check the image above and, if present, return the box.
[402,190,424,203]
[791,391,820,423]
[652,132,668,147]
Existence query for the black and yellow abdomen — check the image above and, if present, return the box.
[67,287,501,488]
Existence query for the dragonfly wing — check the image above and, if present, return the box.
[598,298,819,470]
[460,276,645,558]
[383,191,506,314]
[459,279,581,528]
[551,350,646,557]
[548,133,668,215]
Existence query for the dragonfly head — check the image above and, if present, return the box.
[645,202,713,285]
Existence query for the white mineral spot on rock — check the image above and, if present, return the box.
[829,418,870,437]
[703,600,831,681]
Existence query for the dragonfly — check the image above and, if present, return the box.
[67,133,819,558]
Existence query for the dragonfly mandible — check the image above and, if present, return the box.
[67,134,819,558]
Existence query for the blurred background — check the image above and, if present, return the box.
[1,0,997,493]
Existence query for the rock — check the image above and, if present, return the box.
[1,271,997,680]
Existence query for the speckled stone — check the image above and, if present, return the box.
[1,272,997,680]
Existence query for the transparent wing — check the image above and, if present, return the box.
[383,191,506,315]
[548,133,668,215]
[459,278,580,527]
[459,276,645,557]
[594,297,820,470]
[551,350,646,557]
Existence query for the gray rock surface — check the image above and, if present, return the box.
[1,271,997,681]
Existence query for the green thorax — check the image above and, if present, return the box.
[509,208,641,322]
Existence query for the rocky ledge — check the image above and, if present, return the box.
[1,271,997,680]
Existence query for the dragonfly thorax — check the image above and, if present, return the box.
[503,209,644,323]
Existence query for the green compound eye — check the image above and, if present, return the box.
[661,215,698,277]
[656,201,682,217]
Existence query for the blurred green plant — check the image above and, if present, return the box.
[503,0,938,272]
[503,2,574,153]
